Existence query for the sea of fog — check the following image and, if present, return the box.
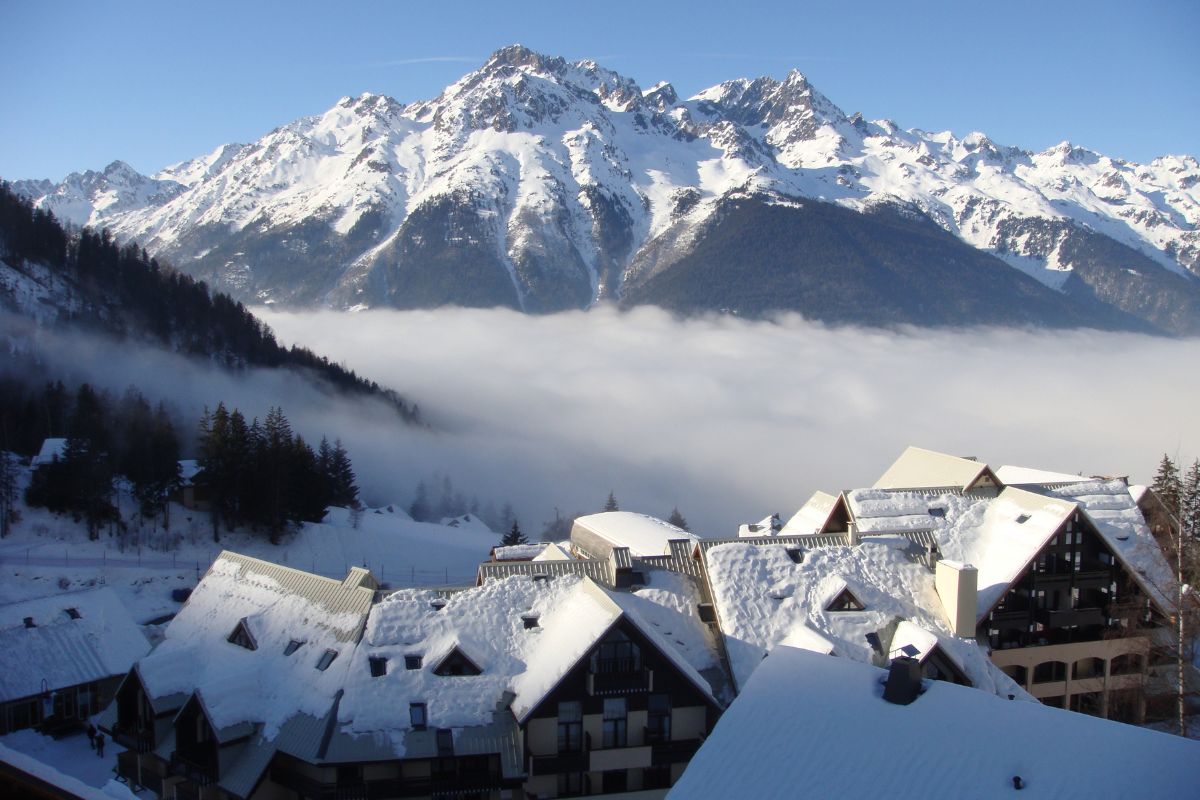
[244,306,1200,536]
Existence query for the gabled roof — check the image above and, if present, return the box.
[137,551,375,740]
[780,491,844,535]
[0,587,150,703]
[873,446,1001,493]
[994,464,1090,487]
[669,646,1200,800]
[476,557,612,586]
[30,437,66,467]
[702,539,1018,696]
[572,511,698,557]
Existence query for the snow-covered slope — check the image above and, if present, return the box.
[13,45,1200,331]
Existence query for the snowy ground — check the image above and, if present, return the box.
[0,728,134,798]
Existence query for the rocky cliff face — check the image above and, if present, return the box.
[13,45,1200,332]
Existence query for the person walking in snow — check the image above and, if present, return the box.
[87,723,97,750]
[95,732,105,758]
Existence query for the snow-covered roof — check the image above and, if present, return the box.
[137,551,375,738]
[0,587,150,703]
[571,512,698,557]
[30,438,66,467]
[780,491,839,535]
[532,542,571,561]
[339,573,720,754]
[702,539,1018,696]
[177,459,201,484]
[669,646,1200,799]
[995,464,1089,487]
[491,543,548,561]
[873,446,998,492]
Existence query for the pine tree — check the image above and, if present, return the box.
[501,520,528,547]
[667,507,691,532]
[1153,454,1182,519]
[329,439,359,508]
[1183,459,1200,540]
[409,480,431,522]
[604,491,619,512]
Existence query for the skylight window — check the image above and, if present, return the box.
[284,640,304,656]
[316,649,338,671]
[369,657,388,677]
[522,615,540,630]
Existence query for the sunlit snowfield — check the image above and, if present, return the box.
[247,306,1200,535]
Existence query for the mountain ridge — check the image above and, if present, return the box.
[10,44,1200,332]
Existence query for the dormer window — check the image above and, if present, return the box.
[284,640,304,656]
[405,654,423,670]
[228,619,257,650]
[316,649,338,671]
[825,588,865,612]
[433,647,483,676]
[369,657,388,677]
[785,547,804,564]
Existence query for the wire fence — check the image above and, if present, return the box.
[0,548,478,588]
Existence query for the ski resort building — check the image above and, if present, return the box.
[0,587,150,737]
[104,549,724,799]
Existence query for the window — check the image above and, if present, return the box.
[283,640,303,656]
[557,701,582,753]
[785,547,804,564]
[825,588,865,612]
[65,608,81,620]
[316,649,338,671]
[592,632,641,674]
[410,702,427,730]
[557,772,585,797]
[647,694,671,742]
[602,697,627,748]
[369,657,388,677]
[405,654,423,670]
[433,647,482,676]
[522,615,540,629]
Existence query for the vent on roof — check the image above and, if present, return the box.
[697,603,717,624]
[522,615,540,630]
[23,617,35,629]
[883,656,923,705]
[369,656,388,677]
[284,640,303,656]
[316,649,338,671]
[532,574,551,583]
[928,507,946,518]
[65,607,81,620]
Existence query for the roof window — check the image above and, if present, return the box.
[405,654,423,670]
[369,656,388,677]
[228,619,257,650]
[433,646,483,676]
[1016,513,1031,524]
[522,615,540,630]
[825,587,866,612]
[410,702,427,730]
[23,617,35,629]
[785,547,804,564]
[284,639,304,656]
[316,649,338,671]
[65,608,81,620]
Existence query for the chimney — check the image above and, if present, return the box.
[935,560,978,638]
[846,520,859,547]
[883,656,923,705]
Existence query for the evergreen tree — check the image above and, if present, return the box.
[500,520,528,547]
[1153,454,1183,517]
[0,452,17,538]
[604,491,619,512]
[667,506,691,532]
[1183,459,1200,539]
[329,439,359,508]
[409,480,431,522]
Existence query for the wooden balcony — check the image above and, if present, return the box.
[588,668,653,695]
[111,721,155,753]
[169,752,216,786]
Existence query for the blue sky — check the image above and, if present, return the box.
[1,0,1196,181]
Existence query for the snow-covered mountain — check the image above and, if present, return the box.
[12,45,1200,332]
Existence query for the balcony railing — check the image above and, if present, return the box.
[589,668,652,695]
[1036,607,1106,629]
[111,722,155,753]
[169,752,216,786]
[650,737,703,765]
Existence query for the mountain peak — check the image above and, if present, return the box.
[483,44,566,76]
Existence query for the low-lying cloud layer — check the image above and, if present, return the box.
[251,306,1200,536]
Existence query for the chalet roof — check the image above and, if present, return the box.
[137,551,375,739]
[30,437,66,467]
[476,557,612,586]
[532,542,571,561]
[702,539,1020,696]
[873,446,1000,493]
[780,491,841,535]
[339,573,721,752]
[0,587,150,703]
[572,511,698,557]
[994,464,1090,487]
[669,646,1200,799]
